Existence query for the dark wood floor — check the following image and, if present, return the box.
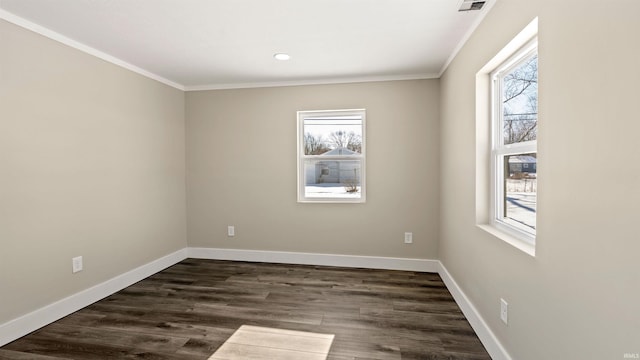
[0,259,491,360]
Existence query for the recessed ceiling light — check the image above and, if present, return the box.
[274,53,291,61]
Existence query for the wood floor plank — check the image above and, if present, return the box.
[0,349,70,360]
[1,259,490,359]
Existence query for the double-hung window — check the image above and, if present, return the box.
[491,39,538,243]
[297,109,366,203]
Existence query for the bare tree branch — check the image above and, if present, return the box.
[328,130,362,153]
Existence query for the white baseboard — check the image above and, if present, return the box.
[191,247,510,359]
[187,247,439,272]
[1,246,510,360]
[438,261,512,360]
[0,249,187,347]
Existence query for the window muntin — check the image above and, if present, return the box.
[491,41,538,242]
[297,109,365,203]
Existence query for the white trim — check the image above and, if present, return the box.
[184,73,438,92]
[477,224,535,256]
[489,37,538,246]
[0,249,187,347]
[479,17,538,75]
[187,247,439,272]
[439,0,498,77]
[0,9,184,91]
[189,247,514,358]
[474,18,539,256]
[0,247,509,360]
[297,109,367,203]
[438,261,513,360]
[0,4,496,92]
[0,8,441,92]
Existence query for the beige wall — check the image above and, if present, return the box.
[0,20,186,323]
[440,1,640,359]
[186,80,440,258]
[4,2,638,357]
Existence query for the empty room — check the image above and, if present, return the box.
[1,0,638,359]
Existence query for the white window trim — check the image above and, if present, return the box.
[490,38,538,246]
[297,109,366,203]
[475,17,538,257]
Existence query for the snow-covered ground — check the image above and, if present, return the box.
[506,178,537,192]
[505,192,536,231]
[305,183,361,198]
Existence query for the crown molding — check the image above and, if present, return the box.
[2,3,484,92]
[0,9,185,91]
[184,73,439,92]
[438,0,498,77]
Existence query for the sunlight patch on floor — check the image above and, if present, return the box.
[209,325,335,360]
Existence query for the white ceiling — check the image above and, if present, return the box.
[0,0,491,90]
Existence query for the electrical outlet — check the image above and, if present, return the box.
[404,232,413,244]
[500,298,509,324]
[72,256,83,273]
[228,226,235,237]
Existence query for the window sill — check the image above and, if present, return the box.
[298,199,366,204]
[477,224,536,257]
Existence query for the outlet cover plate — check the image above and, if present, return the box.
[404,232,413,244]
[72,256,83,273]
[500,298,509,324]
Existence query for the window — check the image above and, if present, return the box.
[297,109,365,203]
[491,39,538,243]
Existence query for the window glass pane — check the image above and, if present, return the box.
[298,109,365,203]
[503,153,537,233]
[303,159,361,199]
[303,117,362,155]
[502,54,537,145]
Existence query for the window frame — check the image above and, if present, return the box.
[490,38,538,245]
[297,109,366,203]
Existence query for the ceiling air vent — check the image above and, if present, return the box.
[458,0,486,11]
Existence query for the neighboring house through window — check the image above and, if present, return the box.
[476,18,538,256]
[297,109,365,203]
[491,38,538,244]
